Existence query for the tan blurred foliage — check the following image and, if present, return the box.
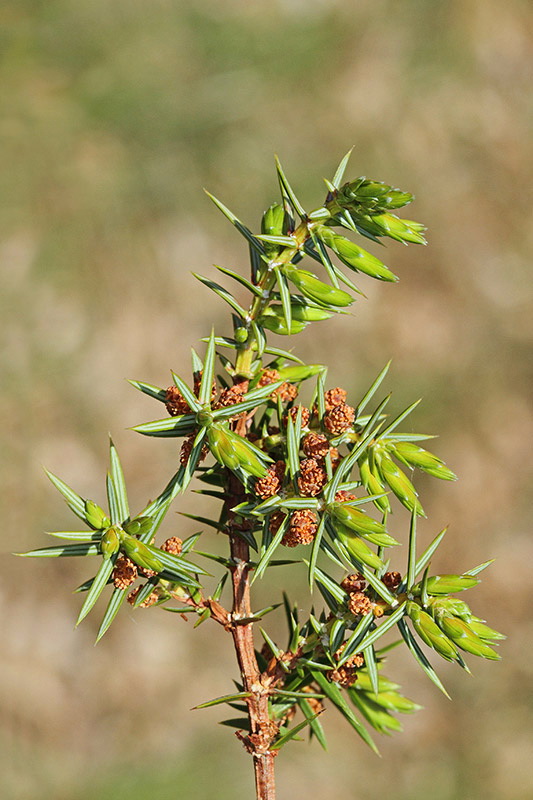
[1,1,532,798]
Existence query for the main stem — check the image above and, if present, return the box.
[225,221,312,798]
[227,491,277,800]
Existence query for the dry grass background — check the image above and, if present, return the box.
[1,1,532,798]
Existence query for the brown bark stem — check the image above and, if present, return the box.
[227,475,277,800]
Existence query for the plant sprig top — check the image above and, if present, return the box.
[21,153,503,756]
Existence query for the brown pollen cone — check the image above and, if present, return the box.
[323,404,355,435]
[161,536,183,555]
[304,695,324,715]
[127,586,159,607]
[297,458,327,497]
[286,405,311,427]
[324,387,347,411]
[335,490,357,503]
[348,592,372,616]
[165,386,190,417]
[301,686,324,715]
[193,370,217,402]
[215,380,249,409]
[258,369,280,387]
[180,434,209,466]
[112,555,138,590]
[254,461,285,499]
[281,509,318,547]
[329,447,341,471]
[138,567,157,578]
[341,573,366,593]
[303,432,330,459]
[334,645,364,669]
[269,510,286,535]
[382,571,402,590]
[327,666,358,687]
[271,382,298,403]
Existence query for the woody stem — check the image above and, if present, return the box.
[226,474,276,800]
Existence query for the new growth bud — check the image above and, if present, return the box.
[85,500,110,530]
[121,534,164,573]
[100,526,121,559]
[283,266,353,308]
[207,422,268,478]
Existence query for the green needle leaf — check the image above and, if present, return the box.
[271,713,323,750]
[413,527,448,580]
[274,266,292,335]
[193,274,248,319]
[106,472,121,526]
[307,233,340,286]
[193,692,252,710]
[406,510,418,590]
[311,564,347,604]
[44,469,86,522]
[45,531,102,541]
[363,645,380,696]
[255,234,297,247]
[331,147,354,189]
[171,372,201,412]
[77,558,116,626]
[379,399,421,439]
[128,380,167,402]
[108,439,129,522]
[357,362,392,415]
[285,413,299,480]
[311,670,379,753]
[131,415,196,438]
[211,381,285,420]
[215,264,262,297]
[274,689,325,700]
[17,543,100,558]
[464,559,495,577]
[252,514,290,582]
[354,603,407,653]
[307,514,326,591]
[258,627,283,660]
[397,618,450,698]
[262,346,303,364]
[204,190,265,255]
[96,588,127,642]
[274,155,306,218]
[132,580,160,609]
[298,699,328,750]
[199,329,216,405]
[339,613,375,665]
[326,425,382,500]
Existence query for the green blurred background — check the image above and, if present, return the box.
[2,0,532,797]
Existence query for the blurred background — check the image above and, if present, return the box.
[2,0,532,797]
